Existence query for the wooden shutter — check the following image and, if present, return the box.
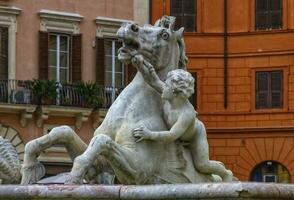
[256,72,269,109]
[0,27,8,80]
[96,37,105,85]
[270,71,282,108]
[71,34,82,82]
[39,31,49,80]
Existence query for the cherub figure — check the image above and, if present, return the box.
[131,55,233,182]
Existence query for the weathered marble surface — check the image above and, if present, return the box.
[21,16,231,185]
[0,183,293,199]
[0,136,21,184]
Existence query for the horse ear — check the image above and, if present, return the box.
[175,27,184,40]
[168,16,176,30]
[154,19,161,27]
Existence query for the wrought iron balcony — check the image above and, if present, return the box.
[0,79,122,109]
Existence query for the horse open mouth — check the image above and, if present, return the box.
[118,38,141,64]
[118,46,132,64]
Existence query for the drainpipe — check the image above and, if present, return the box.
[224,0,228,108]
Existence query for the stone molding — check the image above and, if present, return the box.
[0,6,21,80]
[96,16,132,38]
[0,104,36,127]
[0,103,106,129]
[0,124,25,162]
[35,105,92,129]
[0,183,293,199]
[39,9,83,34]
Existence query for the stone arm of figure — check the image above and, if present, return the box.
[131,54,165,94]
[133,112,194,143]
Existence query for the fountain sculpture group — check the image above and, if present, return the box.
[0,16,293,200]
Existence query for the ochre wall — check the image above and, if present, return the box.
[0,0,133,173]
[151,0,294,182]
[0,0,133,82]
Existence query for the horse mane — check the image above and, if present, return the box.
[177,38,188,70]
[155,16,188,70]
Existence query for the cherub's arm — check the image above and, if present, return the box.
[133,112,194,143]
[131,54,165,94]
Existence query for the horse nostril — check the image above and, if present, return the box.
[131,24,139,32]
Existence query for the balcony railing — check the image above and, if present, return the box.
[0,80,122,109]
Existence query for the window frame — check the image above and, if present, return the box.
[48,33,71,83]
[251,67,288,112]
[170,0,197,32]
[104,39,125,103]
[255,0,283,31]
[0,6,21,80]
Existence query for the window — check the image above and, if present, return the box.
[104,40,124,89]
[256,70,283,109]
[39,10,83,82]
[189,72,197,109]
[250,161,290,183]
[0,26,8,79]
[256,0,282,30]
[95,17,131,106]
[170,0,196,32]
[0,6,20,80]
[48,34,70,83]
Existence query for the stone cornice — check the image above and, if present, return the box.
[96,16,132,38]
[0,6,21,15]
[39,9,83,22]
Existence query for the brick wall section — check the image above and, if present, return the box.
[208,134,294,182]
[194,54,294,128]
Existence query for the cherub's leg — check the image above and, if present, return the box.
[66,134,140,184]
[192,121,233,182]
[21,126,87,185]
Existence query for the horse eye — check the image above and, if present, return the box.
[161,32,169,40]
[131,24,139,32]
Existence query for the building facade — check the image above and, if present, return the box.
[151,0,294,183]
[0,0,149,176]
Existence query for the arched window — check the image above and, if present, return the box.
[250,161,290,183]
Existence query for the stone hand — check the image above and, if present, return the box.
[131,54,144,70]
[133,126,153,142]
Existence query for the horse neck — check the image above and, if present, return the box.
[156,59,179,80]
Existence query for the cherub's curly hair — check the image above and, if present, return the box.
[166,69,194,99]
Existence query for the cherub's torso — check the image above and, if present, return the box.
[163,100,197,142]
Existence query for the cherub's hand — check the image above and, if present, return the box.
[133,126,153,142]
[131,54,144,70]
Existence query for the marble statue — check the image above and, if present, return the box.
[131,55,233,182]
[0,136,21,184]
[20,16,234,185]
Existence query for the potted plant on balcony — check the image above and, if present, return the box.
[32,79,57,105]
[74,81,102,109]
